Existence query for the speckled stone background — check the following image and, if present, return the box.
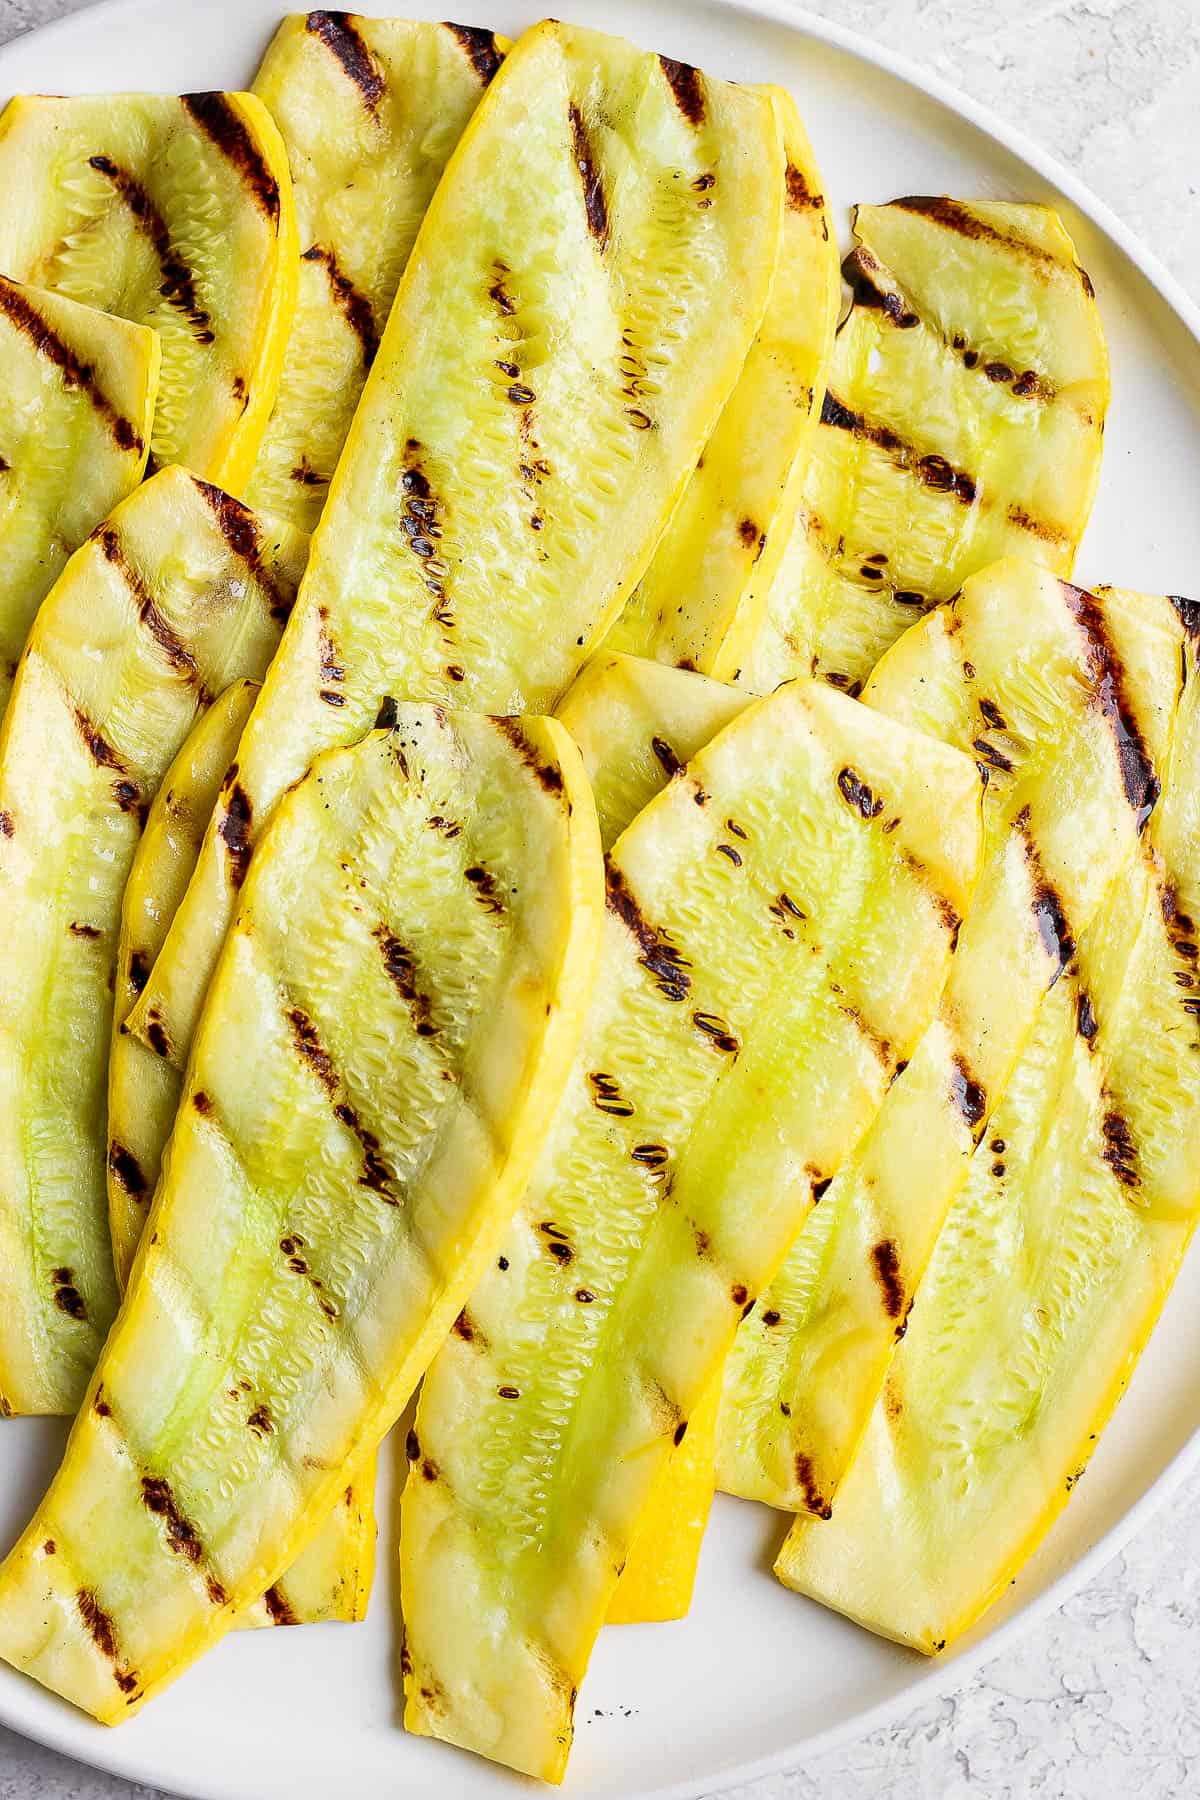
[0,0,1197,1796]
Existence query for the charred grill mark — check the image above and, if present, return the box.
[870,1238,905,1318]
[495,716,564,795]
[1101,1109,1139,1188]
[488,260,515,315]
[820,389,977,503]
[1060,582,1161,828]
[76,1589,137,1692]
[841,246,918,328]
[97,528,209,697]
[108,1141,147,1197]
[972,736,1013,773]
[1077,989,1099,1043]
[452,1309,481,1342]
[443,21,503,84]
[399,447,451,622]
[193,1091,214,1115]
[262,1583,298,1627]
[568,102,608,246]
[181,93,281,221]
[334,1100,395,1202]
[949,1052,986,1134]
[129,948,151,992]
[192,478,293,621]
[540,1222,574,1267]
[716,842,742,866]
[246,1403,273,1437]
[280,1233,340,1314]
[1168,595,1200,639]
[306,11,384,110]
[68,921,101,938]
[979,697,1007,731]
[88,155,213,341]
[287,1004,338,1095]
[1014,806,1076,979]
[72,704,125,771]
[589,1070,635,1117]
[631,1142,669,1169]
[606,863,691,1001]
[793,1451,832,1520]
[0,276,144,451]
[837,766,884,820]
[651,735,684,779]
[1160,881,1200,1017]
[218,779,254,889]
[1007,503,1070,546]
[140,1475,206,1563]
[464,863,504,916]
[692,1011,740,1055]
[892,197,1064,272]
[374,926,436,1037]
[839,1003,892,1068]
[658,54,705,124]
[0,810,12,837]
[292,456,323,486]
[302,244,379,365]
[50,1267,87,1320]
[786,163,825,214]
[143,1008,172,1060]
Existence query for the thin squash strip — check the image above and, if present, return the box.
[0,275,158,718]
[718,564,1185,1515]
[742,200,1108,696]
[777,594,1200,1649]
[0,707,601,1720]
[606,87,839,677]
[246,12,507,529]
[0,92,296,489]
[402,679,982,1782]
[0,467,306,1417]
[122,19,782,1090]
[107,679,375,1628]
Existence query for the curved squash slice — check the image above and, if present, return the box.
[0,467,306,1418]
[107,677,376,1629]
[123,17,783,1083]
[777,591,1200,1650]
[742,200,1108,695]
[0,275,158,717]
[719,566,1184,1516]
[402,679,981,1782]
[0,707,601,1720]
[246,12,506,529]
[606,88,839,677]
[0,92,297,488]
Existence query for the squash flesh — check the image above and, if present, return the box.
[743,201,1108,695]
[0,467,306,1417]
[0,275,158,718]
[0,92,297,489]
[776,590,1200,1649]
[0,707,601,1719]
[402,679,981,1781]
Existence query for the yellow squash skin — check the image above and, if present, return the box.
[0,467,307,1418]
[123,17,783,1086]
[606,88,839,677]
[402,680,981,1782]
[246,13,506,529]
[0,708,602,1721]
[605,1372,721,1626]
[107,679,376,1628]
[0,275,158,718]
[777,594,1200,1650]
[0,93,297,489]
[719,564,1185,1516]
[743,200,1109,695]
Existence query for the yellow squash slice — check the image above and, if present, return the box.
[606,88,839,677]
[777,594,1200,1650]
[0,275,158,717]
[742,200,1109,696]
[0,467,306,1418]
[107,678,375,1629]
[123,17,784,1084]
[246,12,506,529]
[0,707,601,1719]
[719,564,1185,1516]
[0,92,297,488]
[402,679,982,1781]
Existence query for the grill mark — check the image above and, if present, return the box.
[651,735,684,779]
[400,446,451,622]
[287,1004,338,1094]
[76,1589,137,1690]
[839,1003,893,1068]
[336,1100,396,1202]
[128,948,151,993]
[143,1008,172,1059]
[1060,583,1160,829]
[0,810,12,837]
[181,93,281,221]
[972,736,1013,773]
[785,162,825,214]
[793,1451,832,1520]
[820,389,977,503]
[464,863,504,916]
[494,716,564,795]
[870,1238,905,1318]
[51,1266,87,1320]
[72,704,126,771]
[1077,990,1099,1043]
[1168,595,1200,640]
[841,246,918,328]
[836,766,884,819]
[262,1583,298,1627]
[192,477,293,621]
[588,1071,635,1117]
[658,54,705,124]
[301,244,379,365]
[692,1011,739,1055]
[96,528,208,697]
[606,863,691,1001]
[88,155,212,341]
[374,926,436,1037]
[568,103,608,246]
[1101,1109,1139,1189]
[891,197,1065,271]
[218,779,254,889]
[68,920,101,938]
[305,11,385,111]
[443,21,502,84]
[140,1474,206,1563]
[0,276,144,451]
[1014,806,1076,979]
[1007,503,1070,546]
[246,1403,273,1437]
[108,1141,147,1197]
[948,1052,986,1133]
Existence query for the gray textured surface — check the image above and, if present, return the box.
[0,0,1197,1795]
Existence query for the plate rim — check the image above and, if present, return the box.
[0,1,1197,1796]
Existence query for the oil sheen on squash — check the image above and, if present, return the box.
[0,275,158,720]
[123,18,784,1097]
[402,678,982,1781]
[742,200,1109,695]
[777,590,1200,1651]
[0,707,601,1721]
[0,467,307,1418]
[719,566,1186,1517]
[246,13,506,530]
[0,92,297,489]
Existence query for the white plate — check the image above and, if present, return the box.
[2,2,1200,1796]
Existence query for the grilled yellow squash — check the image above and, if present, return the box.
[246,12,505,529]
[123,17,784,1083]
[402,679,981,1781]
[605,1371,721,1626]
[0,93,297,488]
[0,467,307,1418]
[606,88,839,676]
[743,201,1108,696]
[777,591,1200,1650]
[0,275,158,718]
[107,677,376,1628]
[0,707,601,1719]
[719,564,1184,1515]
